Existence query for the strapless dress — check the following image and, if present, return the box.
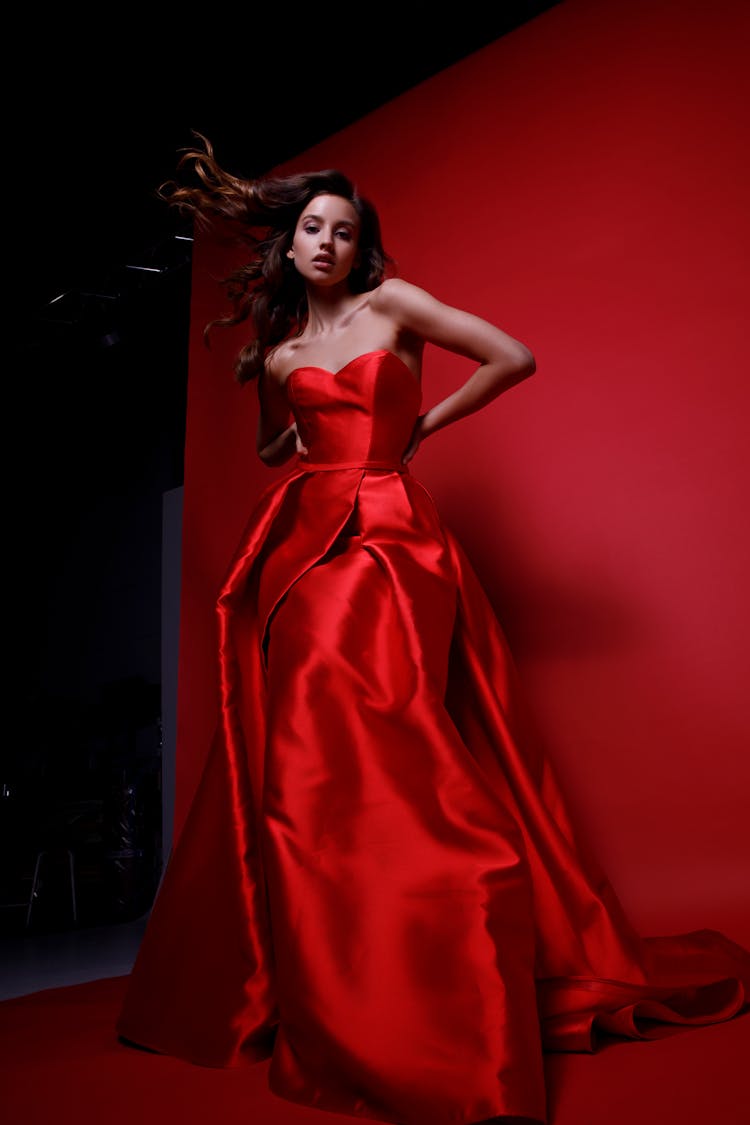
[117,349,750,1125]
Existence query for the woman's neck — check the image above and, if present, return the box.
[304,285,368,337]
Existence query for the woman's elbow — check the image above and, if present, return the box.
[511,344,536,380]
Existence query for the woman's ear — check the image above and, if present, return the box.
[287,249,295,259]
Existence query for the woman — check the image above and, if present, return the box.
[117,135,749,1125]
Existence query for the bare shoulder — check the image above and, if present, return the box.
[370,277,440,317]
[371,277,535,369]
[263,341,296,388]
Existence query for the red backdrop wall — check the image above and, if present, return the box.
[175,0,750,938]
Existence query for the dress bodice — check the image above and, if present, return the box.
[286,349,422,470]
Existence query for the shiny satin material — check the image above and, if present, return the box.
[117,350,750,1125]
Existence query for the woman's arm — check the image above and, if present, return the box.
[375,278,536,459]
[255,368,308,466]
[257,421,305,467]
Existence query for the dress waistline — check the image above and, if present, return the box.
[296,459,409,474]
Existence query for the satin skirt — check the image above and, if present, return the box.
[117,465,750,1125]
[262,526,545,1119]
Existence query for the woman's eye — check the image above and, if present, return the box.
[336,230,352,241]
[303,224,319,234]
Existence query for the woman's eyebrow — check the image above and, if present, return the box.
[302,212,356,228]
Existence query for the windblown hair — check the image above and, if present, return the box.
[158,132,395,383]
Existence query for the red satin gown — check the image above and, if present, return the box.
[117,349,750,1125]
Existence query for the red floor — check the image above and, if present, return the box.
[1,972,748,1125]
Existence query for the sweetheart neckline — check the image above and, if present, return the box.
[286,349,419,388]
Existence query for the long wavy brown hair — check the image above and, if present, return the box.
[158,132,395,383]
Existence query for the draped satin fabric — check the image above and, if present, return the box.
[117,350,750,1125]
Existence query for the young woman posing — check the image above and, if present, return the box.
[117,134,750,1125]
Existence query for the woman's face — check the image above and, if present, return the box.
[288,194,361,286]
